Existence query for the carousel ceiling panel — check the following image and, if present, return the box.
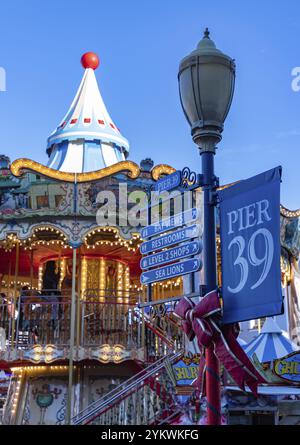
[0,241,142,277]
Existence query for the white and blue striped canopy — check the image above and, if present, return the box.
[243,318,298,363]
[47,61,129,173]
[237,337,247,346]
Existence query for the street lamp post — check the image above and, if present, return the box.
[178,29,235,425]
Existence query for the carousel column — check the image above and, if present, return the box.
[76,250,81,349]
[30,249,34,291]
[67,246,77,424]
[67,174,79,424]
[7,258,12,338]
[11,240,20,347]
[7,258,12,295]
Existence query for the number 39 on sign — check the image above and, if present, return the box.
[218,167,283,324]
[227,201,274,294]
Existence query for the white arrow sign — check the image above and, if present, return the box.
[141,208,199,239]
[140,224,201,255]
[140,258,202,285]
[140,240,202,270]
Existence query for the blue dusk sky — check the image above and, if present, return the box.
[0,0,300,209]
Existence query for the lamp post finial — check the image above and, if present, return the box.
[204,27,210,39]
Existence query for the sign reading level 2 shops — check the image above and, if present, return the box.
[140,240,202,270]
[218,167,283,324]
[140,258,201,285]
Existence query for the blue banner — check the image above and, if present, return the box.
[218,167,283,324]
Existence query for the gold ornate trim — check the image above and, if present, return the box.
[151,164,176,180]
[10,159,300,217]
[280,205,300,218]
[10,158,141,183]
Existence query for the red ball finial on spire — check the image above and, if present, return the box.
[81,52,100,70]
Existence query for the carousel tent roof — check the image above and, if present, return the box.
[243,318,298,363]
[237,337,247,346]
[46,52,129,173]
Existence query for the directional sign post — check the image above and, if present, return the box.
[140,169,203,291]
[141,258,202,285]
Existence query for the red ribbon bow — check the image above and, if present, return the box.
[175,290,265,397]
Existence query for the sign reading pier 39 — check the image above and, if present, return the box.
[218,167,283,324]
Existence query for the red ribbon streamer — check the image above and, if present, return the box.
[174,290,265,397]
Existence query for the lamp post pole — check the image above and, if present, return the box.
[201,149,221,424]
[178,28,235,425]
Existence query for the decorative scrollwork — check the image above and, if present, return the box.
[280,205,300,218]
[10,159,141,183]
[56,393,67,425]
[151,164,176,181]
[181,166,197,188]
[181,352,201,365]
[149,304,167,319]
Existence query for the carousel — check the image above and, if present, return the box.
[0,52,184,425]
[0,51,300,426]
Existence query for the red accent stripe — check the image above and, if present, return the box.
[84,118,91,123]
[70,118,77,124]
[109,123,115,129]
[98,119,105,125]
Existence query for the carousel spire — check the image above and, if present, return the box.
[46,52,129,173]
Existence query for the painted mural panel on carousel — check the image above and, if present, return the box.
[1,168,152,218]
[0,167,151,242]
[22,377,68,425]
[0,171,74,219]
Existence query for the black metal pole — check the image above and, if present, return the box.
[147,189,152,302]
[201,152,217,289]
[201,150,222,424]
